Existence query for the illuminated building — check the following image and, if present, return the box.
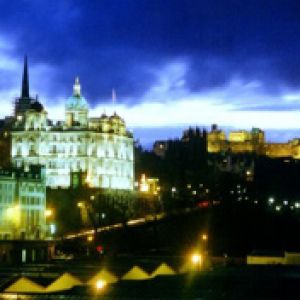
[0,166,46,240]
[153,124,300,160]
[208,125,265,154]
[138,174,160,195]
[207,124,227,153]
[208,125,300,159]
[10,58,134,190]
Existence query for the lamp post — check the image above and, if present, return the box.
[45,208,55,239]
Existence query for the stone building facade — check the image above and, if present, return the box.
[0,166,46,240]
[207,124,300,159]
[10,60,134,190]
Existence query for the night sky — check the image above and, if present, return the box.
[1,0,300,146]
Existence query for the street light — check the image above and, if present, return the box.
[191,253,201,264]
[96,279,107,291]
[268,197,275,204]
[77,201,84,208]
[87,235,94,242]
[191,253,202,270]
[201,233,208,241]
[45,209,53,217]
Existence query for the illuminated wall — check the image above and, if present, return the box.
[264,143,293,158]
[207,129,227,153]
[207,127,300,159]
[0,167,46,240]
[11,79,134,190]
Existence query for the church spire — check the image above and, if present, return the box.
[21,55,29,98]
[112,88,117,114]
[112,88,116,105]
[73,76,81,97]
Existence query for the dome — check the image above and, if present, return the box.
[109,112,124,124]
[66,95,88,110]
[100,113,109,121]
[29,100,44,112]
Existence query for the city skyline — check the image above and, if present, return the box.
[0,1,300,146]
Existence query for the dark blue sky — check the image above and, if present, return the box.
[1,0,300,146]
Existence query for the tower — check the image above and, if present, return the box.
[21,55,29,98]
[15,56,33,117]
[65,77,89,127]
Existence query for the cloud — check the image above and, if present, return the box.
[0,1,300,146]
[38,61,300,133]
[0,0,298,104]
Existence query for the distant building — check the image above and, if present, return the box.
[207,125,300,159]
[207,124,227,153]
[208,125,265,155]
[247,251,300,265]
[9,58,134,190]
[0,166,46,240]
[138,174,160,196]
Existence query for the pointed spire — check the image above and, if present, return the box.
[73,76,81,96]
[112,88,117,104]
[112,88,117,114]
[21,56,29,98]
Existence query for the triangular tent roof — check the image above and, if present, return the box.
[5,277,45,293]
[46,272,82,292]
[151,263,176,277]
[122,266,150,280]
[88,269,118,285]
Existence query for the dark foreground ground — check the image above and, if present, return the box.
[1,262,300,299]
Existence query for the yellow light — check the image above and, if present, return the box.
[140,183,149,192]
[191,253,202,265]
[6,206,20,225]
[202,234,208,241]
[77,202,84,208]
[96,279,107,290]
[87,235,94,242]
[140,174,150,192]
[45,209,53,217]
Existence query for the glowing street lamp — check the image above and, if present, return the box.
[77,201,84,208]
[201,233,208,241]
[6,205,20,226]
[87,235,94,242]
[96,279,107,291]
[268,197,275,204]
[45,209,53,217]
[191,253,202,267]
